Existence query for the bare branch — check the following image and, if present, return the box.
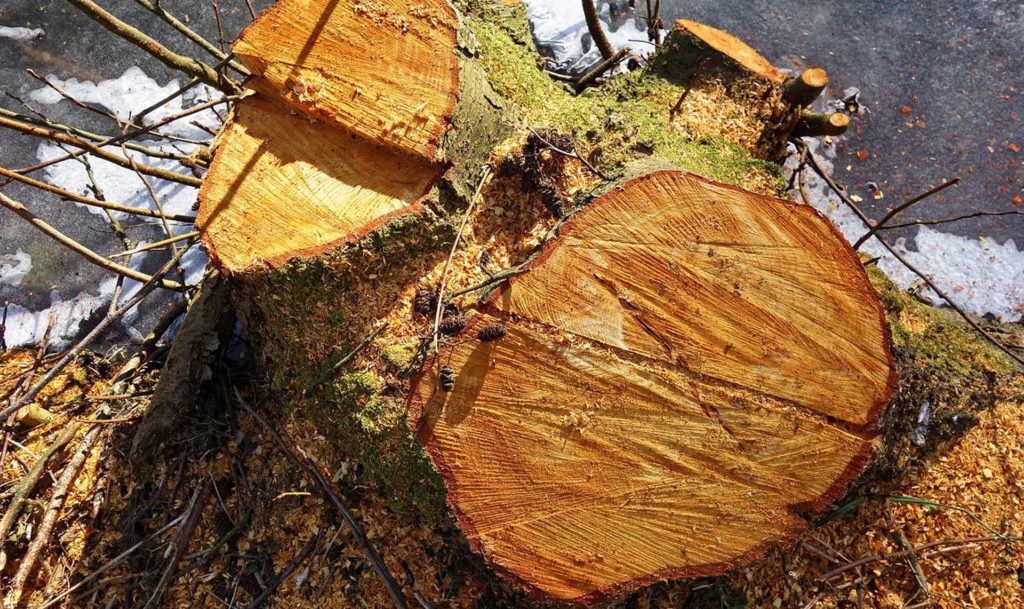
[65,0,240,94]
[0,191,185,291]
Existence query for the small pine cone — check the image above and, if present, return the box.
[439,365,456,392]
[477,323,507,342]
[413,286,437,316]
[438,315,467,336]
[443,302,460,319]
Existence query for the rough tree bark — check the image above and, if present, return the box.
[182,0,1020,606]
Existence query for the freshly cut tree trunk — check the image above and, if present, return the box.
[185,0,1003,606]
[410,170,895,603]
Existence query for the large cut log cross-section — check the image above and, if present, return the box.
[411,171,895,603]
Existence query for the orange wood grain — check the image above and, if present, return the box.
[196,96,440,273]
[411,171,895,603]
[233,0,459,160]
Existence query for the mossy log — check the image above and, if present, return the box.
[183,0,1022,606]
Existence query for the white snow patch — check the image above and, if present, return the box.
[2,67,217,349]
[790,139,1024,322]
[0,25,45,41]
[0,251,32,287]
[524,0,663,72]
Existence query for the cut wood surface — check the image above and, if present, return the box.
[196,95,440,273]
[233,0,460,160]
[674,19,784,84]
[411,170,896,603]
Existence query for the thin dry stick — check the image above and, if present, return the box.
[0,245,193,422]
[2,95,189,159]
[110,232,199,259]
[240,534,318,609]
[879,209,1024,230]
[670,55,710,117]
[582,0,615,59]
[8,423,101,604]
[239,398,410,609]
[575,46,630,91]
[799,142,1024,368]
[0,115,203,187]
[26,68,128,129]
[0,166,194,222]
[0,423,80,559]
[527,127,613,180]
[65,0,238,94]
[9,94,235,179]
[131,0,249,74]
[432,166,493,366]
[0,192,184,290]
[38,512,187,609]
[143,480,213,608]
[852,178,961,249]
[122,145,182,264]
[304,323,388,398]
[819,536,1019,581]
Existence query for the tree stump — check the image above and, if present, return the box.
[185,0,1015,605]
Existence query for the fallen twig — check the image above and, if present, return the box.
[819,535,1020,581]
[304,323,388,398]
[0,192,185,290]
[143,480,213,608]
[670,56,710,117]
[797,140,1024,369]
[0,166,195,222]
[527,127,613,180]
[239,398,410,609]
[240,534,318,609]
[66,0,238,93]
[38,512,187,609]
[575,46,631,92]
[852,178,961,249]
[0,423,80,569]
[0,114,203,187]
[877,209,1024,230]
[7,423,101,605]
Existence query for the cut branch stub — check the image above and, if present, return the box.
[673,19,784,84]
[410,170,895,604]
[196,96,440,273]
[232,0,459,161]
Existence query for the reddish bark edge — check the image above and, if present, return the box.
[195,105,446,276]
[487,170,898,430]
[230,0,461,163]
[406,314,880,606]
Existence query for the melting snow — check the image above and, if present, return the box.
[4,67,215,348]
[0,25,45,41]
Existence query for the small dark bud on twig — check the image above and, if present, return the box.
[439,365,456,392]
[439,316,467,336]
[477,323,508,342]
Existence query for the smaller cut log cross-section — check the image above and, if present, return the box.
[410,171,896,604]
[196,96,441,273]
[232,0,460,161]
